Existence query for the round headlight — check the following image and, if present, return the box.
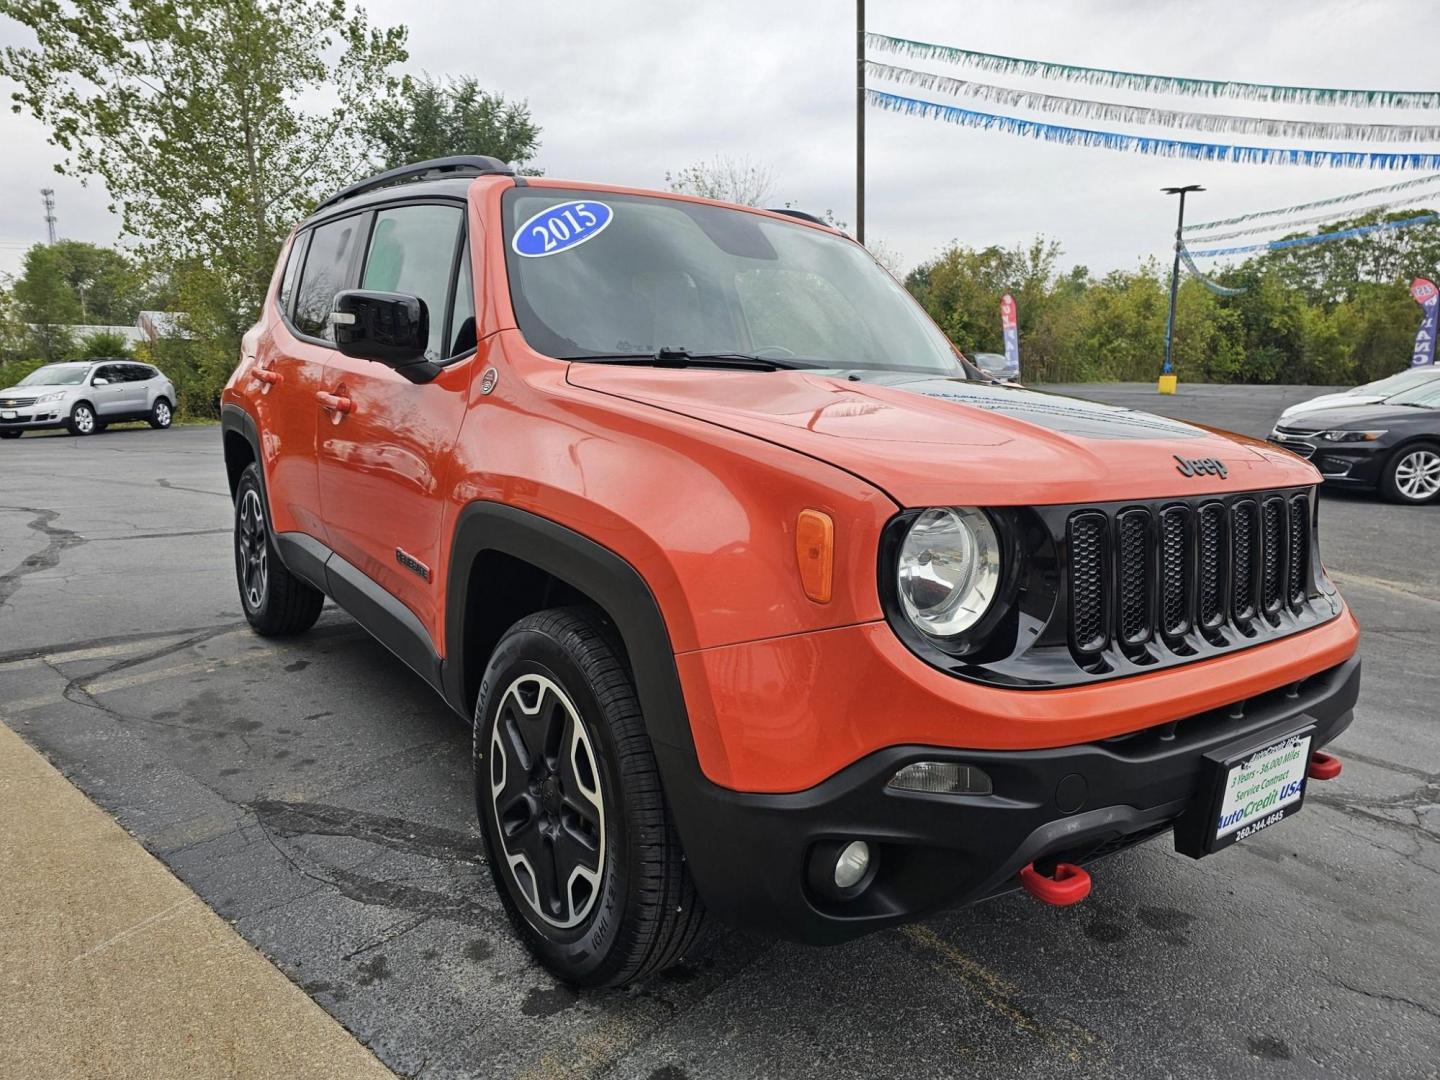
[896,507,1001,638]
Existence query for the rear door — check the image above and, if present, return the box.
[119,364,151,414]
[253,213,369,540]
[316,200,475,642]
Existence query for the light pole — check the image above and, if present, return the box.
[856,0,865,245]
[1161,184,1203,390]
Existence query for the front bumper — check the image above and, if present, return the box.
[1268,434,1387,488]
[661,654,1359,944]
[0,409,68,431]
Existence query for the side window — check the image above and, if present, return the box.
[277,231,308,319]
[124,365,149,382]
[449,244,476,358]
[93,365,118,383]
[294,215,365,340]
[360,204,464,363]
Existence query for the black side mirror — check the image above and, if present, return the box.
[331,290,440,383]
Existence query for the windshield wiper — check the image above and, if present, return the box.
[565,347,816,371]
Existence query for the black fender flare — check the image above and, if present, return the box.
[442,501,693,755]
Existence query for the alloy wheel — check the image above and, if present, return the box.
[73,406,94,434]
[1395,449,1440,501]
[237,488,269,610]
[489,673,606,929]
[156,402,172,426]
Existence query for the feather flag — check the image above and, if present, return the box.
[866,90,1440,171]
[867,33,1440,110]
[867,62,1440,144]
[1188,213,1440,257]
[1185,172,1440,232]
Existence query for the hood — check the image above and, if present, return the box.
[566,366,1319,506]
[1281,391,1376,417]
[1278,401,1436,430]
[0,385,64,400]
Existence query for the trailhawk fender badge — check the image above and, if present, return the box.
[395,547,431,581]
[1175,455,1227,478]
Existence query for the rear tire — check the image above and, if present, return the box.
[474,607,707,987]
[1380,441,1440,505]
[65,402,97,436]
[149,398,173,429]
[234,463,324,636]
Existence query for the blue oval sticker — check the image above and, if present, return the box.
[512,200,614,258]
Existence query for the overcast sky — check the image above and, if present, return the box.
[2,0,1436,281]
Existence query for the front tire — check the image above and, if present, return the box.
[234,464,324,636]
[1381,442,1440,505]
[474,608,706,987]
[0,430,20,440]
[66,402,97,436]
[149,398,173,429]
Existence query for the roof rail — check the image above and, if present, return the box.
[313,155,514,213]
[765,208,832,228]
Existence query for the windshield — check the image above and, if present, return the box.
[502,189,966,377]
[1384,377,1440,408]
[17,363,89,386]
[1363,368,1440,396]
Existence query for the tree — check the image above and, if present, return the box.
[1,0,409,411]
[366,75,541,171]
[77,329,133,359]
[666,156,777,206]
[10,244,80,361]
[10,241,142,326]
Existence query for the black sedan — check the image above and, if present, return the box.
[1270,374,1440,504]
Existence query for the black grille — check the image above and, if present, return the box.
[1261,497,1284,618]
[1232,501,1257,622]
[1288,494,1309,609]
[1066,489,1316,664]
[1159,506,1191,636]
[1068,513,1107,653]
[1116,510,1151,645]
[1197,504,1224,630]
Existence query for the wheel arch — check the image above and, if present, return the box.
[443,502,692,754]
[220,402,261,503]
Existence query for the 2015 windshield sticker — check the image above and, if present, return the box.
[513,201,613,258]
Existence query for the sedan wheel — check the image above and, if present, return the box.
[1386,444,1440,504]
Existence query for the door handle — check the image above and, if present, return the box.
[316,390,354,414]
[252,368,282,386]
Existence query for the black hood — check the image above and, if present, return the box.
[1279,402,1438,430]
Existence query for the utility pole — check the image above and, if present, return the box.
[856,0,865,245]
[40,188,57,245]
[1161,184,1202,390]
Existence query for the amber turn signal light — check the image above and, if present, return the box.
[795,509,834,603]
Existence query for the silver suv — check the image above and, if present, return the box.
[0,359,177,438]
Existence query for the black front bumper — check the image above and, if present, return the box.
[660,655,1360,944]
[1267,435,1387,489]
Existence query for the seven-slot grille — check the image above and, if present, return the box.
[1066,491,1313,658]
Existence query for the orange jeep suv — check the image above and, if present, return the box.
[221,156,1360,987]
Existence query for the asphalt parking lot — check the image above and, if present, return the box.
[2,383,1437,1080]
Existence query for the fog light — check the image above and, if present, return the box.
[888,761,993,795]
[834,840,871,889]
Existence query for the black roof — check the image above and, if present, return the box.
[308,155,513,223]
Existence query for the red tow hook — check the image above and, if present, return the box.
[1018,861,1092,907]
[1308,750,1343,781]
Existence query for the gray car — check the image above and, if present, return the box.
[0,358,176,438]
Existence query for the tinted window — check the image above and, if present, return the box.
[449,244,476,358]
[93,365,120,383]
[361,204,464,363]
[277,232,308,319]
[123,365,150,382]
[295,215,366,340]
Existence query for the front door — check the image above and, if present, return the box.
[89,363,132,416]
[252,213,368,540]
[316,201,476,642]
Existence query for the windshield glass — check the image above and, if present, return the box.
[502,189,966,376]
[17,363,89,386]
[1365,367,1440,396]
[1385,377,1440,407]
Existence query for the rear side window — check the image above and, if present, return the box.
[294,215,365,340]
[277,232,308,319]
[360,204,464,363]
[124,365,150,382]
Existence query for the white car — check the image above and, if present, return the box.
[0,359,177,439]
[1279,366,1440,421]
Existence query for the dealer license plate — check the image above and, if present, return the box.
[1175,726,1314,858]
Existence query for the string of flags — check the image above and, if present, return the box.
[866,30,1440,261]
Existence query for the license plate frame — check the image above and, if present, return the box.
[1174,724,1315,858]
